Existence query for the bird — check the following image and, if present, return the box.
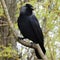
[17,4,46,59]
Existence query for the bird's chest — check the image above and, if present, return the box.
[18,18,31,34]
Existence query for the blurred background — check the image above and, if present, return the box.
[0,0,60,60]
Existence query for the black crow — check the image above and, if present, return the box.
[17,4,46,59]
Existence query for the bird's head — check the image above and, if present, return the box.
[25,4,34,11]
[20,4,34,16]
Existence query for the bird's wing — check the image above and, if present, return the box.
[29,15,44,43]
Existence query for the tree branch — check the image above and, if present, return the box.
[1,0,48,60]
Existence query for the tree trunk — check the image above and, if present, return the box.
[5,0,17,22]
[4,0,17,49]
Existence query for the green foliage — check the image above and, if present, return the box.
[0,44,18,58]
[14,23,18,29]
[0,2,4,16]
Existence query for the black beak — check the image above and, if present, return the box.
[31,7,34,10]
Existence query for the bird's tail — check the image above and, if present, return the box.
[34,43,46,59]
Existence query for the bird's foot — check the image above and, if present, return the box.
[18,37,25,40]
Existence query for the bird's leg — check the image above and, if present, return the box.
[30,42,34,46]
[18,37,26,40]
